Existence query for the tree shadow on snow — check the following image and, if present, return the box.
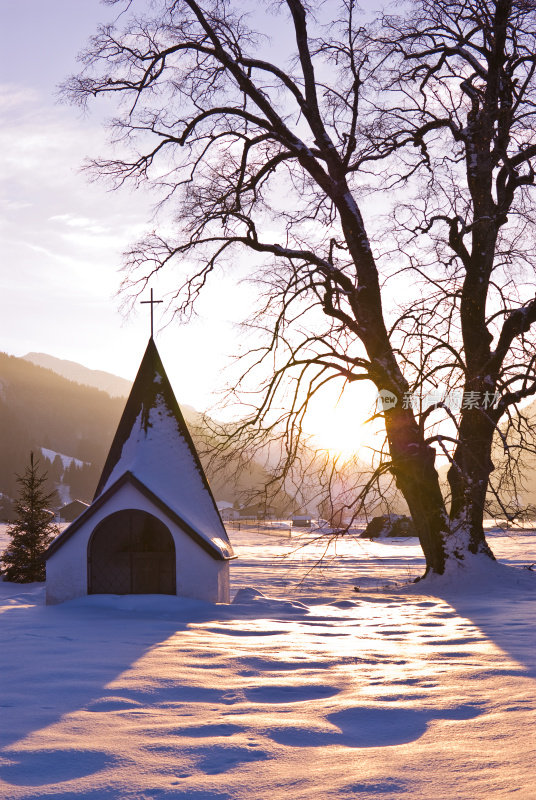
[0,586,308,792]
[411,564,536,677]
[0,590,241,789]
[443,590,536,677]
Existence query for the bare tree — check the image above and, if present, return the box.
[65,0,536,575]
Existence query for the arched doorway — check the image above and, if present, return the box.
[88,509,176,595]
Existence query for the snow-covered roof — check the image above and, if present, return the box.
[216,501,235,511]
[46,472,232,560]
[86,338,233,560]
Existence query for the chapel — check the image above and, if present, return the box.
[45,337,234,604]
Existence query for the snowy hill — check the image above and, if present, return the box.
[23,352,132,397]
[0,352,123,503]
[40,448,87,471]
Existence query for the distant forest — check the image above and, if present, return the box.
[0,352,125,515]
[0,352,289,521]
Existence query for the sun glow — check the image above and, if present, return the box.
[305,383,382,460]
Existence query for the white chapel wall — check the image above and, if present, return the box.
[46,481,230,605]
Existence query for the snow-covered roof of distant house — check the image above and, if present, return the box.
[59,499,89,519]
[216,501,234,511]
[63,337,233,561]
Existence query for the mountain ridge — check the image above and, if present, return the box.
[23,352,132,398]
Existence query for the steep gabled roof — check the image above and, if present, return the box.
[46,471,233,560]
[90,337,233,558]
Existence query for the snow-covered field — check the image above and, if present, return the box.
[0,523,535,799]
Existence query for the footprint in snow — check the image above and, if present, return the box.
[172,723,245,738]
[85,696,142,712]
[264,702,484,748]
[244,684,340,703]
[193,744,271,775]
[340,777,410,795]
[0,749,110,787]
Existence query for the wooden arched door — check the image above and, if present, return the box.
[88,509,176,595]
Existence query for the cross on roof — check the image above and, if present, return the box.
[140,288,163,339]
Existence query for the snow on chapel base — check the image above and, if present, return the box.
[45,338,234,605]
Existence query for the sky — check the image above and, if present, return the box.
[0,0,381,447]
[0,0,253,411]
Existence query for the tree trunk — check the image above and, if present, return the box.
[447,408,496,560]
[384,405,449,574]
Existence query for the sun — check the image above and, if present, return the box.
[305,383,381,460]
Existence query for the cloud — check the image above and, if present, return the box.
[0,84,153,356]
[0,85,39,113]
[0,83,150,257]
[0,80,243,411]
[49,213,112,235]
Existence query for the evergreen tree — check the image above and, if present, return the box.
[1,453,59,582]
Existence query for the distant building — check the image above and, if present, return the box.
[46,338,234,605]
[291,514,313,528]
[239,503,276,520]
[217,502,239,522]
[57,500,89,523]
